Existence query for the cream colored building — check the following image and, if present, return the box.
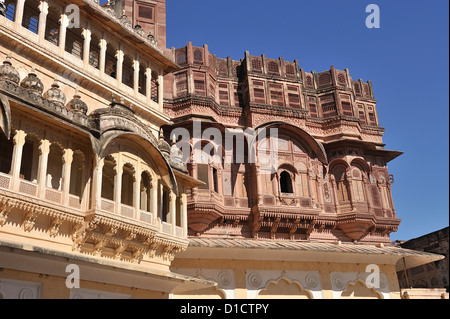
[0,0,445,300]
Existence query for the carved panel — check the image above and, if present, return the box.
[245,270,323,299]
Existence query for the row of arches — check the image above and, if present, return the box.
[0,127,180,229]
[169,127,392,214]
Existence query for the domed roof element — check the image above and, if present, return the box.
[0,54,20,84]
[66,92,88,114]
[20,67,44,94]
[43,81,67,106]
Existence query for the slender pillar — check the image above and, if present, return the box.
[145,66,152,105]
[169,190,176,234]
[14,0,25,30]
[114,160,123,214]
[37,139,51,198]
[58,12,69,55]
[99,38,107,77]
[346,171,355,211]
[330,175,340,214]
[82,28,92,69]
[151,180,158,224]
[133,58,140,96]
[180,188,187,238]
[133,166,141,219]
[116,49,124,87]
[92,156,104,211]
[37,1,49,42]
[10,130,27,191]
[158,71,164,111]
[62,148,73,205]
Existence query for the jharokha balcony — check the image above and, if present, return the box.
[0,0,198,270]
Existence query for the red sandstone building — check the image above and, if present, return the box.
[0,0,445,299]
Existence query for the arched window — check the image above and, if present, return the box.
[19,134,39,182]
[101,155,116,201]
[121,163,135,207]
[197,163,209,190]
[0,132,13,174]
[47,143,63,190]
[140,171,152,212]
[122,54,134,88]
[89,33,101,69]
[22,0,39,34]
[332,164,349,203]
[280,171,293,194]
[44,6,60,46]
[69,151,85,197]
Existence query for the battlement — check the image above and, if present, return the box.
[166,43,380,128]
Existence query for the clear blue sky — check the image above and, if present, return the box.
[102,0,449,241]
[164,0,449,241]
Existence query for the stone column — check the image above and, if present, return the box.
[145,67,152,105]
[62,148,73,206]
[14,0,25,30]
[115,49,124,87]
[180,187,188,238]
[158,71,164,111]
[133,58,139,97]
[133,165,141,219]
[58,12,69,55]
[114,158,123,214]
[151,180,158,224]
[82,28,91,69]
[316,175,325,212]
[254,163,263,205]
[346,171,355,211]
[37,1,49,42]
[10,130,27,191]
[330,175,340,214]
[99,38,107,77]
[37,139,51,198]
[169,190,176,234]
[89,156,103,211]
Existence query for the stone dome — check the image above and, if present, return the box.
[43,81,66,106]
[0,55,20,84]
[20,68,44,94]
[66,93,88,115]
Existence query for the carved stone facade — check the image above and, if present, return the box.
[0,0,444,300]
[0,0,211,298]
[163,43,402,244]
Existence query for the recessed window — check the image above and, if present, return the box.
[280,171,293,194]
[135,1,155,24]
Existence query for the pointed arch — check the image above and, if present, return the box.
[93,131,178,196]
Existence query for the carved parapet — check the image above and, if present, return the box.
[72,210,188,263]
[0,190,84,236]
